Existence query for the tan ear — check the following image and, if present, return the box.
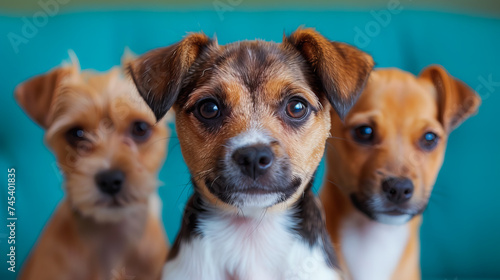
[419,65,481,132]
[15,67,73,128]
[284,28,374,119]
[128,33,213,121]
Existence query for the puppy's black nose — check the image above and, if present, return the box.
[232,145,274,180]
[382,177,414,204]
[95,170,125,195]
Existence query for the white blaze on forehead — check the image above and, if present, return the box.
[226,127,273,151]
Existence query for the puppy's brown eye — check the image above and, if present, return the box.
[286,99,308,119]
[131,121,152,142]
[65,127,87,147]
[352,125,374,144]
[419,132,439,151]
[198,99,220,119]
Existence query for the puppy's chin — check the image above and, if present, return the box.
[229,192,285,209]
[350,193,424,226]
[76,204,148,223]
[204,177,302,210]
[371,213,413,226]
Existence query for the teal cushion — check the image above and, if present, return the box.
[1,10,499,279]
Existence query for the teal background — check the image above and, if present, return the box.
[0,6,499,280]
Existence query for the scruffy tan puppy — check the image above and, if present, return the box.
[16,56,169,280]
[321,66,480,280]
[129,28,374,280]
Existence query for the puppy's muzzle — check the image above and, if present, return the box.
[95,169,125,196]
[381,177,414,204]
[232,144,274,180]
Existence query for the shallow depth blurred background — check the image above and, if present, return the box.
[1,0,499,279]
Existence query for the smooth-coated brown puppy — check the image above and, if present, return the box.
[16,56,169,280]
[321,66,481,280]
[129,29,373,279]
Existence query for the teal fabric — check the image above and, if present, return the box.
[0,9,499,280]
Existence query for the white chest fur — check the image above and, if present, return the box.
[340,211,409,280]
[163,210,339,280]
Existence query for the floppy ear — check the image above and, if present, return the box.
[419,65,481,132]
[15,67,73,129]
[128,33,212,121]
[284,28,374,120]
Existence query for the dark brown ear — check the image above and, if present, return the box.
[419,65,481,132]
[128,33,212,121]
[284,28,374,119]
[15,67,73,129]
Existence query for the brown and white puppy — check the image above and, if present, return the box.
[321,66,481,280]
[16,56,169,280]
[128,28,373,280]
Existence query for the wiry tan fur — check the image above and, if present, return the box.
[16,57,169,280]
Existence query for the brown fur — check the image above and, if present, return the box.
[16,58,169,280]
[321,66,480,279]
[129,28,374,215]
[129,29,374,277]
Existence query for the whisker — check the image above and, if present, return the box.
[250,208,268,235]
[192,168,214,180]
[325,179,350,193]
[211,176,220,188]
[175,174,194,205]
[144,136,180,149]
